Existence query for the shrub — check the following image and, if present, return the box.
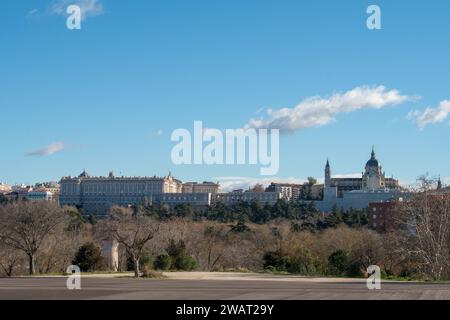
[328,250,348,275]
[263,249,320,275]
[346,260,364,277]
[154,254,172,270]
[263,251,289,272]
[173,254,197,271]
[140,252,154,269]
[166,239,197,271]
[72,242,103,272]
[141,266,165,279]
[286,248,319,275]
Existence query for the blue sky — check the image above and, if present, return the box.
[1,0,450,190]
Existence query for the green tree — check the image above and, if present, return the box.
[88,213,98,225]
[166,239,197,271]
[65,206,85,232]
[230,215,251,233]
[174,203,194,218]
[0,194,7,205]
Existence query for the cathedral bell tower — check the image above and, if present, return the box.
[325,159,331,188]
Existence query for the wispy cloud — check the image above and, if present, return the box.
[245,85,416,134]
[50,0,104,20]
[331,173,362,179]
[215,173,366,192]
[214,176,307,192]
[408,100,450,130]
[26,142,67,157]
[26,9,39,19]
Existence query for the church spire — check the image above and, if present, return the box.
[325,158,331,188]
[371,145,376,159]
[437,175,442,190]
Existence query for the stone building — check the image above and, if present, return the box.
[324,147,399,193]
[265,183,302,200]
[182,181,220,194]
[314,147,405,212]
[59,170,183,215]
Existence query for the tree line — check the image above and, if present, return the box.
[0,184,448,280]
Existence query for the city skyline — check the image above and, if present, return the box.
[1,146,442,192]
[2,0,450,189]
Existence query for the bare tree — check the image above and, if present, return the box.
[0,245,24,277]
[201,224,228,271]
[0,201,68,275]
[98,206,159,277]
[250,184,265,193]
[392,187,450,280]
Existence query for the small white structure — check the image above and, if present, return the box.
[102,239,119,272]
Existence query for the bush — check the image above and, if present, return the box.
[328,250,348,275]
[140,252,154,269]
[346,261,364,277]
[126,252,154,271]
[141,266,165,279]
[263,251,289,272]
[165,239,197,271]
[286,248,319,275]
[263,249,320,275]
[173,254,197,271]
[154,254,172,270]
[72,242,103,272]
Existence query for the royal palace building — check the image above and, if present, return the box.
[59,170,184,215]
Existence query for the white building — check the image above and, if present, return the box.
[182,181,220,194]
[27,191,54,201]
[59,170,183,215]
[315,148,405,212]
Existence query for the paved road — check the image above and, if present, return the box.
[0,277,449,300]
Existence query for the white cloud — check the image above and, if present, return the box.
[408,100,450,130]
[26,9,39,19]
[214,176,307,192]
[50,0,103,20]
[245,85,416,133]
[156,129,164,136]
[26,142,67,157]
[331,173,362,179]
[215,174,366,192]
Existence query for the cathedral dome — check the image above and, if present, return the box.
[366,147,380,168]
[366,158,379,167]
